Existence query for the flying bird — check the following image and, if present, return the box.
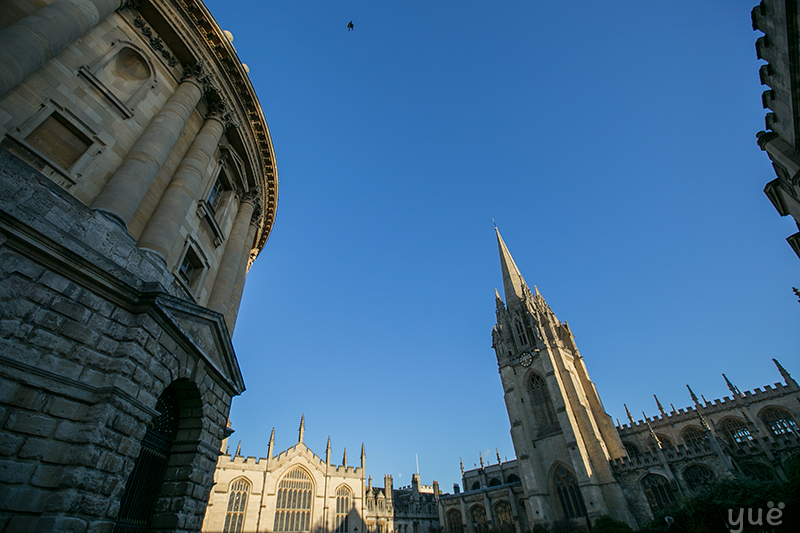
[347,21,354,31]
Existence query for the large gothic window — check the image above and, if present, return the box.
[274,468,314,532]
[114,386,179,532]
[335,486,352,533]
[718,418,754,445]
[446,509,463,533]
[224,478,251,533]
[682,464,715,491]
[553,466,587,520]
[681,427,708,447]
[528,373,558,431]
[760,408,798,437]
[470,505,488,532]
[641,474,674,514]
[494,501,515,532]
[740,462,776,481]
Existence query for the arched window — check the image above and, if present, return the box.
[446,509,463,533]
[553,466,587,520]
[506,474,521,484]
[224,478,251,533]
[654,434,674,452]
[335,486,351,533]
[114,386,179,531]
[760,408,798,437]
[528,373,558,431]
[681,427,708,447]
[471,481,480,491]
[641,474,674,514]
[488,478,501,487]
[623,442,640,458]
[494,501,514,532]
[274,468,314,532]
[718,418,753,445]
[470,505,488,532]
[514,319,529,347]
[682,464,715,491]
[740,462,775,482]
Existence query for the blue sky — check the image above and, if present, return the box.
[202,0,798,491]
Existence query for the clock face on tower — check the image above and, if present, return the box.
[519,351,533,367]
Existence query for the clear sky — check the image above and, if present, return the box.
[202,0,798,491]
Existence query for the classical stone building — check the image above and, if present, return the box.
[440,230,800,532]
[0,0,277,531]
[752,0,800,261]
[201,418,440,533]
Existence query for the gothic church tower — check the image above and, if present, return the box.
[491,228,635,528]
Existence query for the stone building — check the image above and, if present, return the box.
[439,229,800,532]
[0,0,277,531]
[752,0,800,261]
[201,418,440,533]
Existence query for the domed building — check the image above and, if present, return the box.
[0,0,277,531]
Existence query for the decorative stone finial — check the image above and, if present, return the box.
[687,384,700,406]
[643,412,661,450]
[342,447,347,467]
[460,457,464,475]
[479,452,484,468]
[624,404,635,425]
[654,395,666,417]
[723,373,741,396]
[496,448,501,463]
[298,414,305,443]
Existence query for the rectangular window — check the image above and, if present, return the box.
[178,246,204,288]
[25,112,91,170]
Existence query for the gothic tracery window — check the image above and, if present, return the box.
[470,505,488,532]
[682,464,715,491]
[553,466,587,520]
[528,373,558,431]
[274,467,314,532]
[446,509,464,533]
[514,319,529,347]
[718,418,754,445]
[224,478,251,533]
[641,473,674,514]
[760,408,798,437]
[681,427,708,447]
[335,485,351,533]
[494,501,514,532]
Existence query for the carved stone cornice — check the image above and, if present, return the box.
[133,16,179,67]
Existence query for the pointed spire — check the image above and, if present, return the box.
[361,443,366,469]
[624,404,635,425]
[459,457,464,475]
[267,427,275,459]
[687,385,700,406]
[654,395,666,417]
[773,358,796,386]
[496,448,502,464]
[495,227,529,305]
[479,452,484,468]
[298,414,305,443]
[342,447,347,467]
[326,436,331,464]
[235,440,242,457]
[670,403,677,414]
[723,374,741,396]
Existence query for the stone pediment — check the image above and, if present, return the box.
[152,292,245,394]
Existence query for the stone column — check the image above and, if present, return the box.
[0,0,122,98]
[92,74,204,228]
[224,216,258,332]
[207,194,255,329]
[137,112,226,262]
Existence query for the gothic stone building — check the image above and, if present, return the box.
[439,229,800,532]
[201,418,440,533]
[0,0,277,531]
[753,0,800,262]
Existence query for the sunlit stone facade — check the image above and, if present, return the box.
[0,0,277,531]
[201,420,440,533]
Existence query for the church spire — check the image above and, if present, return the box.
[342,447,347,467]
[723,373,741,396]
[654,395,666,417]
[495,227,529,305]
[361,443,366,469]
[298,414,305,443]
[624,404,635,425]
[326,436,331,464]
